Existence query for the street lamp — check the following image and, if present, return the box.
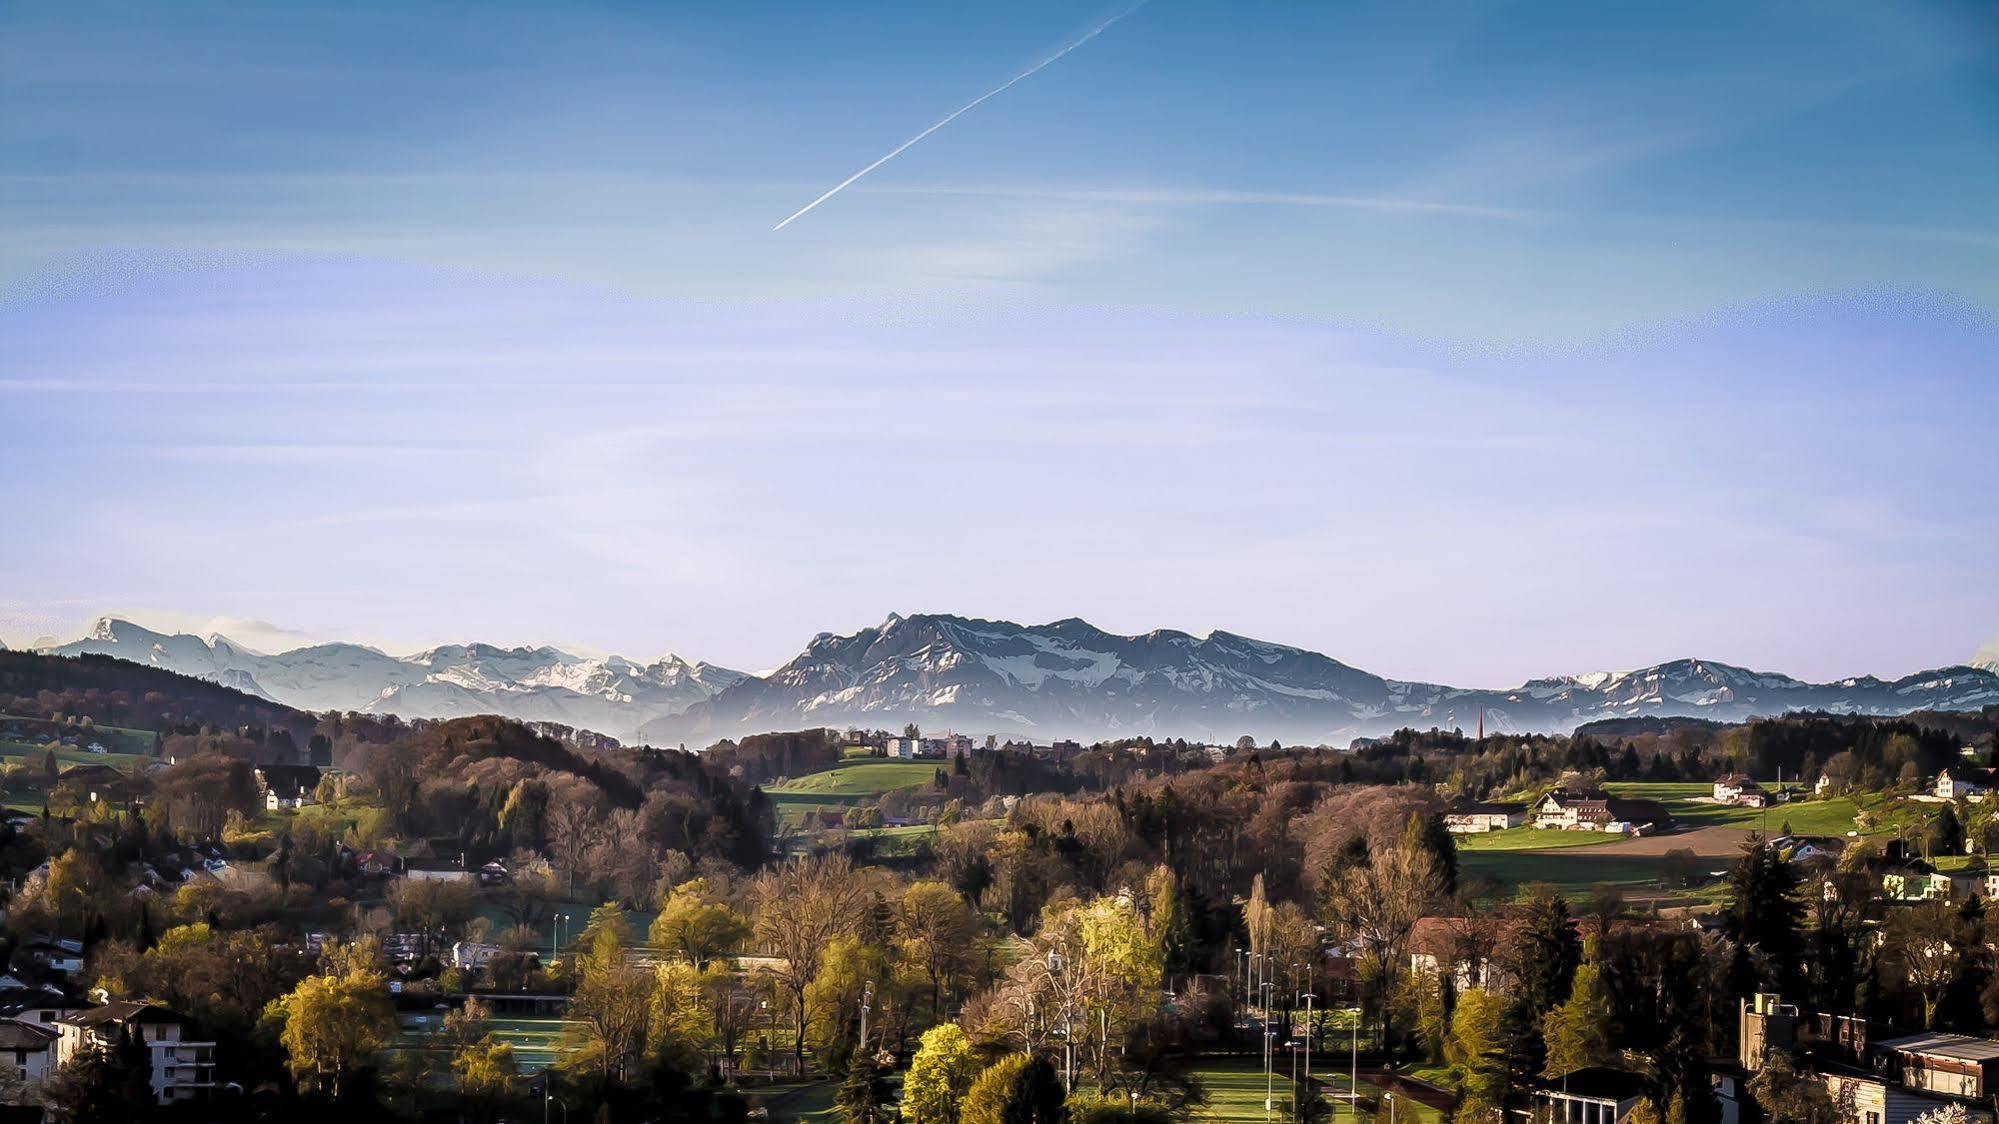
[1264,1027,1277,1123]
[1300,992,1316,1123]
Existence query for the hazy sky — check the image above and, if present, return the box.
[3,1,1996,684]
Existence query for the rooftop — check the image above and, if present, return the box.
[1880,1031,1999,1062]
[1538,1067,1654,1102]
[58,1001,183,1029]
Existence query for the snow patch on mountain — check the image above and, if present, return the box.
[42,616,742,741]
[651,613,1999,745]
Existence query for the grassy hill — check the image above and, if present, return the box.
[765,758,943,827]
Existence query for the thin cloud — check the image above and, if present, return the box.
[147,443,466,464]
[866,183,1539,221]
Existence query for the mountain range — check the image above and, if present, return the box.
[33,614,1999,746]
[41,617,747,741]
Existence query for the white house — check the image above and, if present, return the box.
[1442,800,1526,834]
[0,1020,56,1090]
[1936,766,1994,802]
[1713,774,1768,807]
[55,1002,215,1105]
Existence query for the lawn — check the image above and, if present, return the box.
[1190,1057,1439,1123]
[0,737,152,770]
[768,760,945,829]
[754,1079,840,1123]
[1602,782,1862,836]
[0,712,157,756]
[768,761,942,797]
[1459,851,1691,901]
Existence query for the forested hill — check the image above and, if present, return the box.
[1,648,316,742]
[0,649,775,870]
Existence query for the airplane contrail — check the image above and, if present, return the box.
[772,2,1149,232]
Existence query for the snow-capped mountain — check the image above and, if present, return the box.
[41,617,745,741]
[40,613,1999,745]
[649,613,1999,745]
[1975,637,1999,674]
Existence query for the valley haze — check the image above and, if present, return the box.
[34,612,1999,747]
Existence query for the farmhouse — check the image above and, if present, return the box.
[1713,774,1768,807]
[1442,798,1526,834]
[1533,787,1672,834]
[1936,766,1994,802]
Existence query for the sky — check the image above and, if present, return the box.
[2,1,1996,685]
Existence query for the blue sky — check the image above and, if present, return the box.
[2,1,1995,684]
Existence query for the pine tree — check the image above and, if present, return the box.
[1721,835,1804,997]
[836,1050,891,1124]
[44,1024,154,1123]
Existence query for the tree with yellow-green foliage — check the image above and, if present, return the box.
[902,1023,982,1124]
[262,940,397,1100]
[650,958,719,1064]
[897,880,982,1021]
[452,1035,518,1124]
[1542,936,1617,1076]
[648,878,750,969]
[562,904,653,1083]
[1446,986,1507,1119]
[805,934,893,1061]
[960,1053,1065,1124]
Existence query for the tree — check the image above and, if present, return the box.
[389,875,480,960]
[961,1053,1067,1124]
[1317,839,1446,1060]
[1445,987,1507,1118]
[837,1049,893,1124]
[753,854,870,1074]
[452,1035,519,1123]
[1243,874,1275,983]
[1509,886,1579,1016]
[1889,902,1963,1029]
[1747,1051,1840,1124]
[899,880,982,1020]
[1542,936,1617,1075]
[563,904,653,1083]
[1721,835,1804,997]
[44,1025,154,1124]
[805,935,891,1061]
[1928,804,1966,859]
[651,959,719,1065]
[263,942,398,1100]
[650,878,751,969]
[497,851,559,931]
[903,1023,982,1124]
